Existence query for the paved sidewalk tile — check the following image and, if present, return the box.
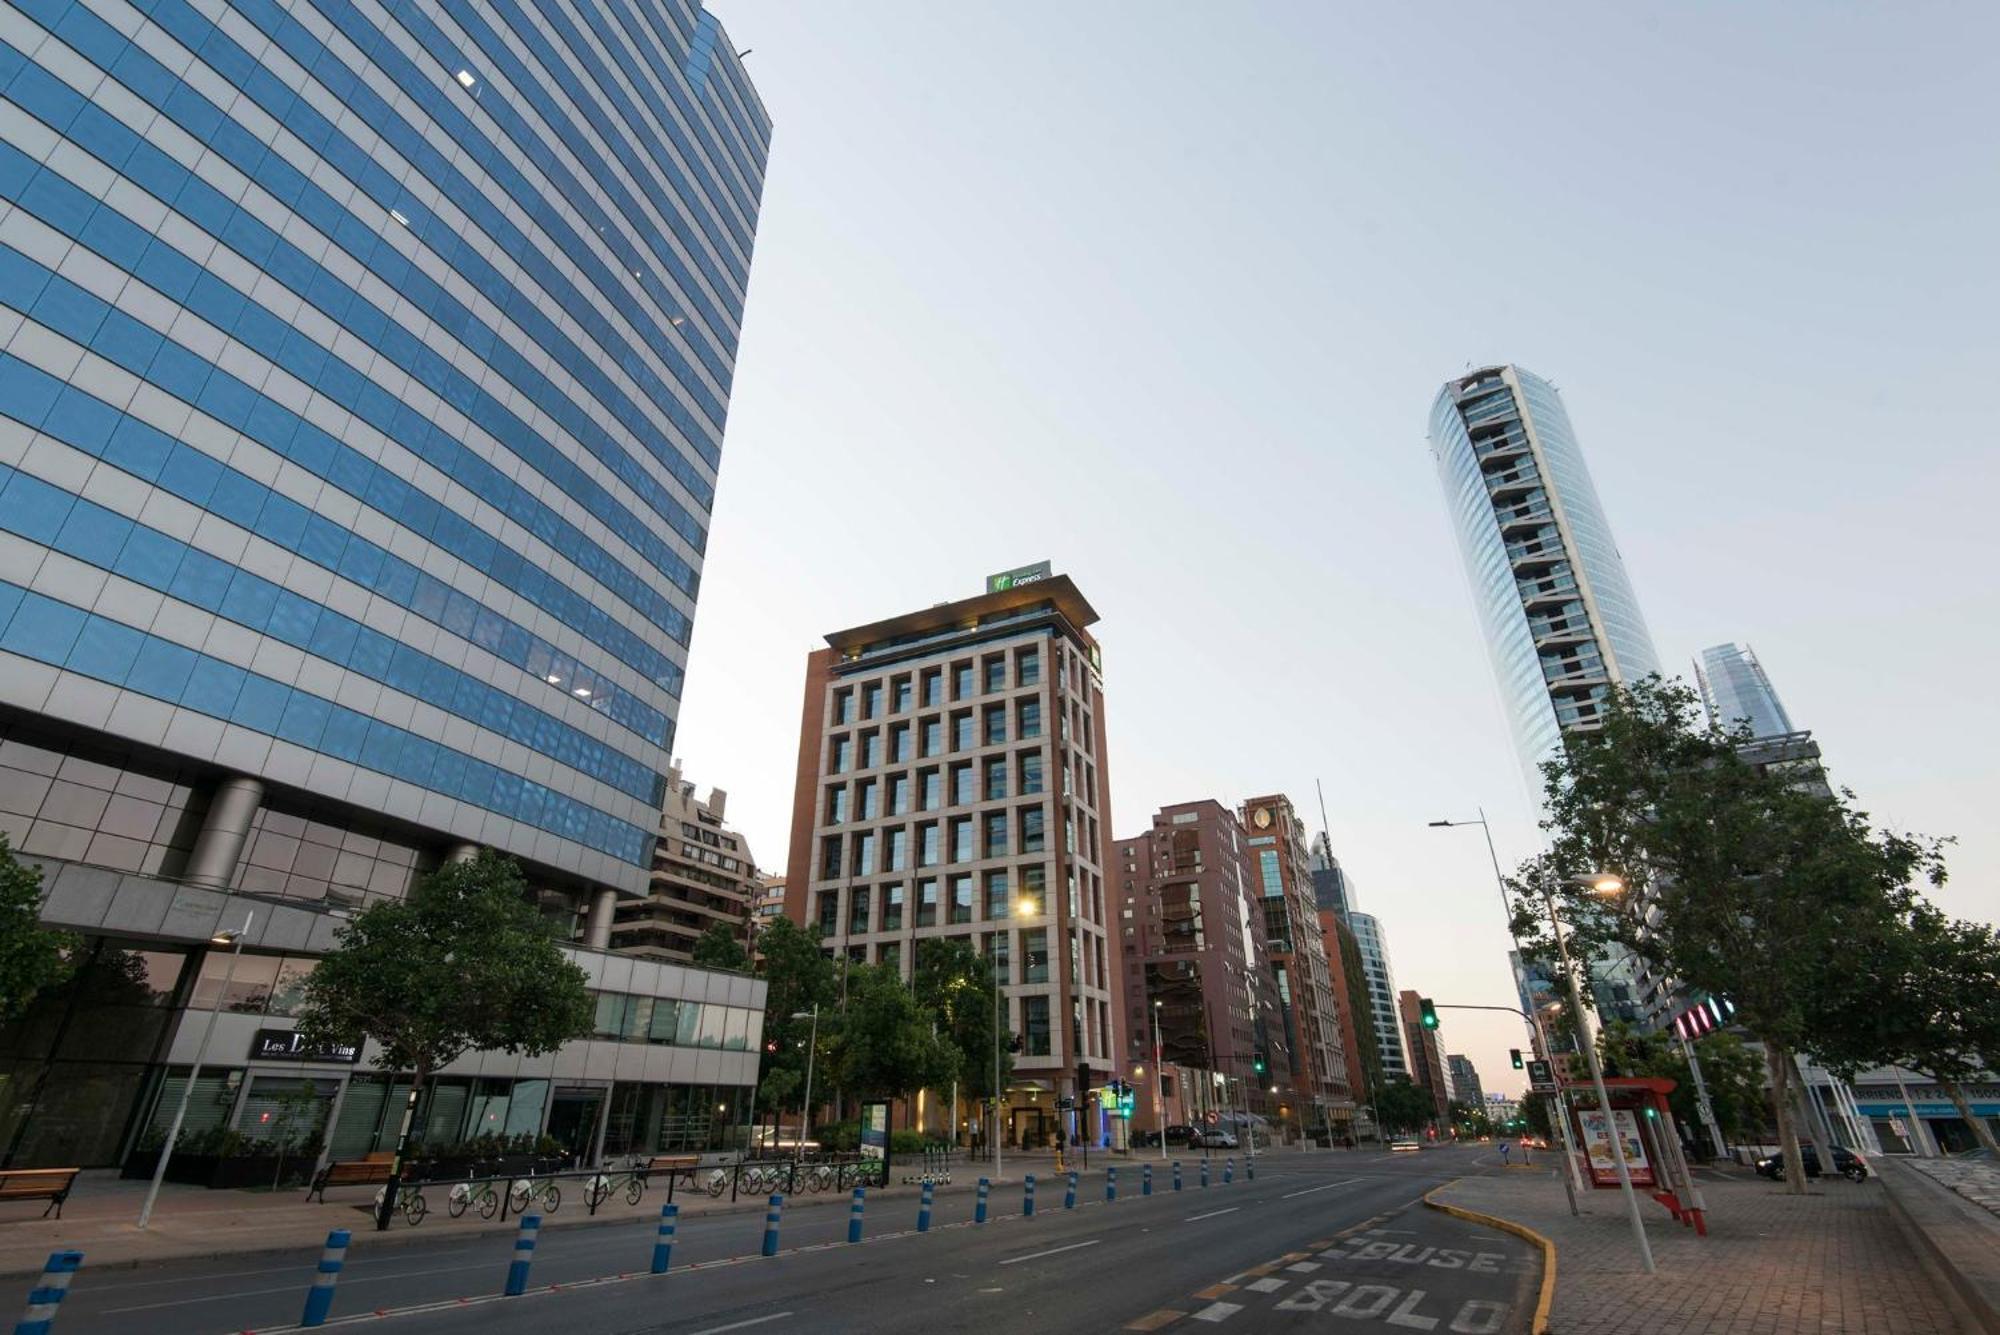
[1436,1165,1964,1334]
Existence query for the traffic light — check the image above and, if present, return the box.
[1509,1048,1523,1070]
[1076,1061,1092,1099]
[1253,1055,1267,1075]
[1419,997,1439,1030]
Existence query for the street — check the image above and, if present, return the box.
[28,1147,1537,1334]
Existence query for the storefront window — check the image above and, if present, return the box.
[191,951,282,1013]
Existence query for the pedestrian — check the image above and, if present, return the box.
[1499,1141,1511,1166]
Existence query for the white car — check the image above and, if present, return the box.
[1389,1139,1422,1153]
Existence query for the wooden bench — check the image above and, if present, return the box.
[0,1167,81,1219]
[638,1154,701,1190]
[306,1152,397,1202]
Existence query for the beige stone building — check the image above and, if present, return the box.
[612,763,759,962]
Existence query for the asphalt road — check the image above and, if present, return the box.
[32,1146,1538,1334]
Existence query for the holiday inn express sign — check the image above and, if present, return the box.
[986,561,1053,594]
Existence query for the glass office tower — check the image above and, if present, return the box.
[0,2,769,1167]
[1430,365,1662,790]
[1697,643,1796,740]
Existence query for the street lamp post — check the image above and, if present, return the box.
[792,1005,819,1154]
[1149,1000,1167,1163]
[1548,874,1656,1275]
[1430,814,1586,1203]
[140,911,254,1229]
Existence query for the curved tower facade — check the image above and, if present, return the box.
[1429,365,1661,790]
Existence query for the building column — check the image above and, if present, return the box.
[584,888,618,950]
[185,776,263,889]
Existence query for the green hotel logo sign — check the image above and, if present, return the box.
[986,561,1053,594]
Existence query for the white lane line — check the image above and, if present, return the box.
[100,1260,496,1314]
[1245,1277,1287,1293]
[1280,1177,1362,1199]
[1184,1207,1240,1222]
[1191,1300,1244,1322]
[998,1239,1102,1266]
[690,1314,793,1335]
[1286,1260,1321,1273]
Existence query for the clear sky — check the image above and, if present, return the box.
[682,2,2000,1096]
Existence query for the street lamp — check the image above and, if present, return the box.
[140,911,254,1229]
[992,893,1037,1182]
[1429,813,1586,1207]
[791,1005,820,1156]
[1149,999,1167,1162]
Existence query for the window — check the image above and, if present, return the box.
[987,930,1011,984]
[594,992,633,1038]
[891,675,913,713]
[916,878,940,927]
[852,832,877,877]
[917,821,940,866]
[952,711,974,751]
[1012,806,1042,854]
[949,874,974,924]
[859,730,881,769]
[889,724,911,763]
[984,870,1010,919]
[882,883,905,931]
[1021,863,1047,912]
[817,892,838,936]
[826,785,849,823]
[921,716,942,756]
[833,690,854,725]
[886,827,909,871]
[862,682,884,718]
[830,735,852,773]
[985,810,1010,857]
[950,817,974,862]
[1018,752,1043,794]
[1018,699,1041,739]
[649,999,681,1044]
[984,756,1007,801]
[889,774,911,815]
[921,669,942,708]
[1017,647,1040,686]
[953,661,974,699]
[1023,995,1051,1055]
[1024,929,1049,984]
[850,886,871,935]
[984,704,1007,746]
[193,951,280,1012]
[857,780,879,821]
[879,941,901,975]
[984,656,1006,693]
[950,762,974,806]
[820,836,842,878]
[919,768,942,811]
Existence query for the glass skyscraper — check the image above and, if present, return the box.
[1697,642,1796,739]
[1429,364,1662,791]
[0,2,770,1168]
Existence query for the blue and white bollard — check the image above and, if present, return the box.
[1224,1157,1235,1185]
[1143,1164,1153,1197]
[1200,1159,1210,1189]
[917,1180,934,1233]
[1173,1160,1183,1191]
[847,1186,865,1244]
[504,1216,539,1297]
[1024,1174,1036,1217]
[1107,1166,1117,1201]
[300,1229,349,1327]
[975,1177,990,1224]
[15,1251,83,1335]
[762,1194,783,1257]
[1064,1171,1077,1210]
[651,1204,677,1275]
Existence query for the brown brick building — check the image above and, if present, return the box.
[1400,988,1455,1125]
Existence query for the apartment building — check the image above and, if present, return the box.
[612,765,759,963]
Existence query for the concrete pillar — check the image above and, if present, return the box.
[185,776,263,889]
[584,888,618,949]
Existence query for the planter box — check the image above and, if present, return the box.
[121,1147,319,1190]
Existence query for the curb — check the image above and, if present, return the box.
[1421,1178,1556,1335]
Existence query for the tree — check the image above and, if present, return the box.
[1596,1021,1767,1152]
[691,921,750,971]
[828,964,957,1107]
[294,851,592,1228]
[1520,1091,1553,1139]
[0,835,73,1025]
[751,918,838,1125]
[913,937,1011,1105]
[1511,677,1947,1194]
[1374,1078,1435,1133]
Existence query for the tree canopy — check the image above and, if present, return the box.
[913,937,1011,1102]
[0,836,72,1025]
[750,917,837,1119]
[1374,1078,1435,1133]
[829,962,957,1103]
[691,921,750,972]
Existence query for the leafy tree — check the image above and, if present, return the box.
[1596,1021,1768,1151]
[1374,1078,1435,1133]
[828,963,957,1106]
[1519,1091,1553,1139]
[294,851,592,1227]
[0,835,73,1024]
[691,921,750,971]
[913,937,1011,1103]
[1510,677,1946,1193]
[752,918,837,1124]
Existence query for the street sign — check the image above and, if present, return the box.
[1057,1096,1074,1110]
[1526,1059,1557,1093]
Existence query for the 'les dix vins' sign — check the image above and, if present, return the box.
[250,1028,362,1065]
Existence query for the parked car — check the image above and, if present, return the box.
[1189,1126,1239,1150]
[1135,1125,1200,1148]
[1755,1144,1868,1182]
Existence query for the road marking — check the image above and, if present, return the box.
[1281,1177,1361,1199]
[1191,1300,1243,1322]
[1125,1310,1188,1331]
[689,1314,792,1335]
[1245,1277,1287,1293]
[99,1260,490,1314]
[998,1239,1102,1266]
[1184,1207,1240,1222]
[1286,1261,1322,1273]
[1194,1282,1238,1299]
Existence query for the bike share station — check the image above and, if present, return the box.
[1565,1076,1709,1236]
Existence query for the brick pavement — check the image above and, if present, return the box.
[1907,1158,2000,1222]
[1435,1162,1965,1334]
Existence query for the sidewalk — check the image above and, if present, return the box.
[0,1148,1285,1278]
[1433,1163,1965,1334]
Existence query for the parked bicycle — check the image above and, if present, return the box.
[584,1159,649,1210]
[446,1167,504,1220]
[373,1181,428,1226]
[509,1174,561,1214]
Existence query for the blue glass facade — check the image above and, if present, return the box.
[1429,365,1661,790]
[0,0,768,891]
[1697,642,1795,739]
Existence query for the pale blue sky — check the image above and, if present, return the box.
[683,2,1999,1094]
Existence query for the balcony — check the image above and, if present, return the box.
[1496,502,1555,531]
[1471,429,1530,462]
[1516,574,1579,607]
